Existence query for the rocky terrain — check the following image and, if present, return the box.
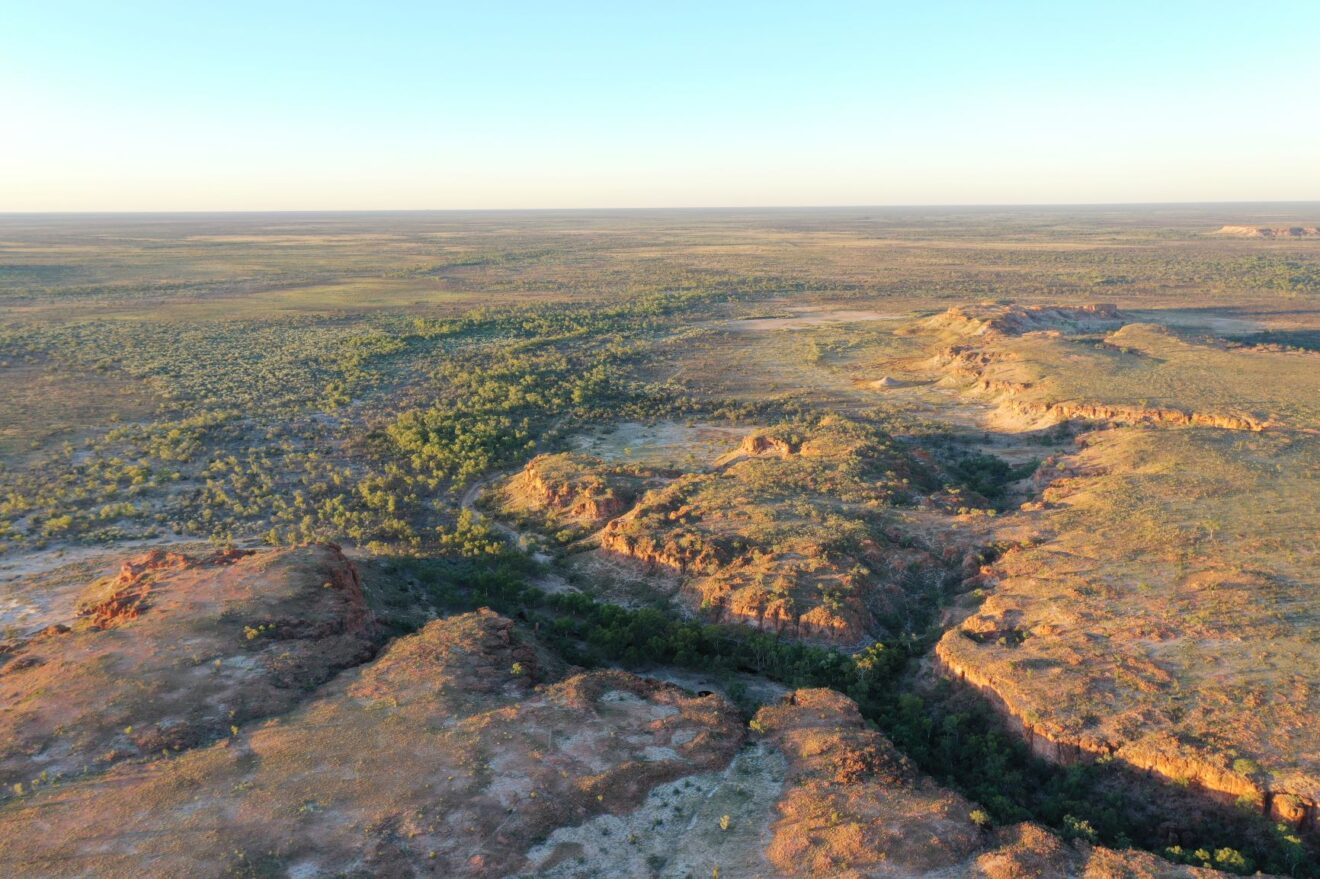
[494,418,971,646]
[899,303,1320,842]
[493,452,671,535]
[517,686,1261,878]
[916,305,1317,431]
[753,688,1240,878]
[0,544,377,792]
[0,542,1253,878]
[2,210,1317,876]
[0,598,744,877]
[936,427,1319,835]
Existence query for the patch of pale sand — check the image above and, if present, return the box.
[722,307,904,332]
[0,537,247,637]
[564,549,685,609]
[509,742,786,879]
[643,746,681,762]
[0,548,130,634]
[553,728,627,776]
[1127,309,1265,335]
[531,572,580,596]
[487,748,537,809]
[599,690,680,723]
[0,534,199,586]
[285,862,322,879]
[570,420,758,468]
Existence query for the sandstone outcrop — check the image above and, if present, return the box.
[593,419,947,647]
[927,321,1272,433]
[0,610,743,878]
[935,427,1320,837]
[920,302,1124,339]
[754,688,1250,878]
[0,543,376,791]
[997,398,1269,432]
[494,452,668,533]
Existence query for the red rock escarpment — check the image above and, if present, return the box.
[934,635,1319,835]
[1217,225,1320,238]
[755,688,1248,878]
[508,453,638,526]
[999,398,1269,432]
[931,343,1270,431]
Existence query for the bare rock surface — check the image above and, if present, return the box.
[0,609,743,878]
[752,688,1249,878]
[936,427,1320,834]
[0,543,376,791]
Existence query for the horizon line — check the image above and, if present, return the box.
[3,199,1320,217]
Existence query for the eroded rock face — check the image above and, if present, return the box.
[501,452,660,529]
[935,427,1320,837]
[594,419,948,647]
[0,610,744,878]
[753,689,1248,878]
[918,309,1317,434]
[928,333,1269,433]
[0,543,376,791]
[920,302,1125,339]
[738,431,799,458]
[755,688,984,876]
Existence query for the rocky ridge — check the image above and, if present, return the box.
[579,419,953,646]
[0,607,743,878]
[753,688,1250,878]
[934,427,1320,838]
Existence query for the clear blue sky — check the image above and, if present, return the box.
[4,1,1319,210]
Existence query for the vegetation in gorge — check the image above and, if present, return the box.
[393,545,1312,876]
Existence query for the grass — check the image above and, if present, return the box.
[990,323,1320,426]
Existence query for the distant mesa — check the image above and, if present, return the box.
[918,302,1124,339]
[1216,224,1320,238]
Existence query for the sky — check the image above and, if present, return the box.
[3,1,1319,211]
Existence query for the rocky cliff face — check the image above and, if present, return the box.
[905,307,1318,842]
[935,634,1318,835]
[737,431,799,458]
[506,453,641,527]
[754,688,1251,878]
[998,397,1269,432]
[586,419,955,648]
[933,426,1320,838]
[928,333,1270,433]
[599,506,876,645]
[596,465,893,647]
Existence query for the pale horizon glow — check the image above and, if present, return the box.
[4,1,1320,212]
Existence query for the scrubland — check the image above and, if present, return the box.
[0,206,1317,876]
